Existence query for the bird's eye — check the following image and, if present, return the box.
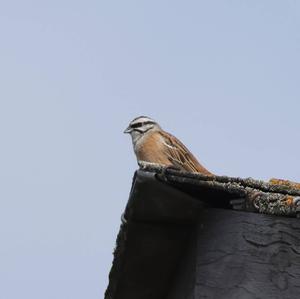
[131,121,154,129]
[131,123,143,129]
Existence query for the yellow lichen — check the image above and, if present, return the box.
[269,178,300,191]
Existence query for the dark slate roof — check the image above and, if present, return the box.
[105,166,300,299]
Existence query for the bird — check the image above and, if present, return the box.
[124,116,213,175]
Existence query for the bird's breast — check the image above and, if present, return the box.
[134,132,171,165]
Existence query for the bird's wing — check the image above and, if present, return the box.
[158,131,212,175]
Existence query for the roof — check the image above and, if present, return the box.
[105,166,300,299]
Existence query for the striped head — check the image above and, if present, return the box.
[124,116,161,143]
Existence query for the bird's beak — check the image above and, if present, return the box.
[123,126,132,134]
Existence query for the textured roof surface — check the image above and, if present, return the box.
[105,167,300,299]
[139,164,300,217]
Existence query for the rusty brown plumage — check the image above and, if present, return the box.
[158,131,213,175]
[135,130,212,175]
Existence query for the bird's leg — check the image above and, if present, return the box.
[138,160,164,172]
[138,160,182,182]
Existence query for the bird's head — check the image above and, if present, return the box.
[124,116,161,143]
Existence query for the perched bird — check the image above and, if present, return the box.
[124,116,213,175]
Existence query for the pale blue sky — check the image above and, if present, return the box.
[0,1,299,298]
